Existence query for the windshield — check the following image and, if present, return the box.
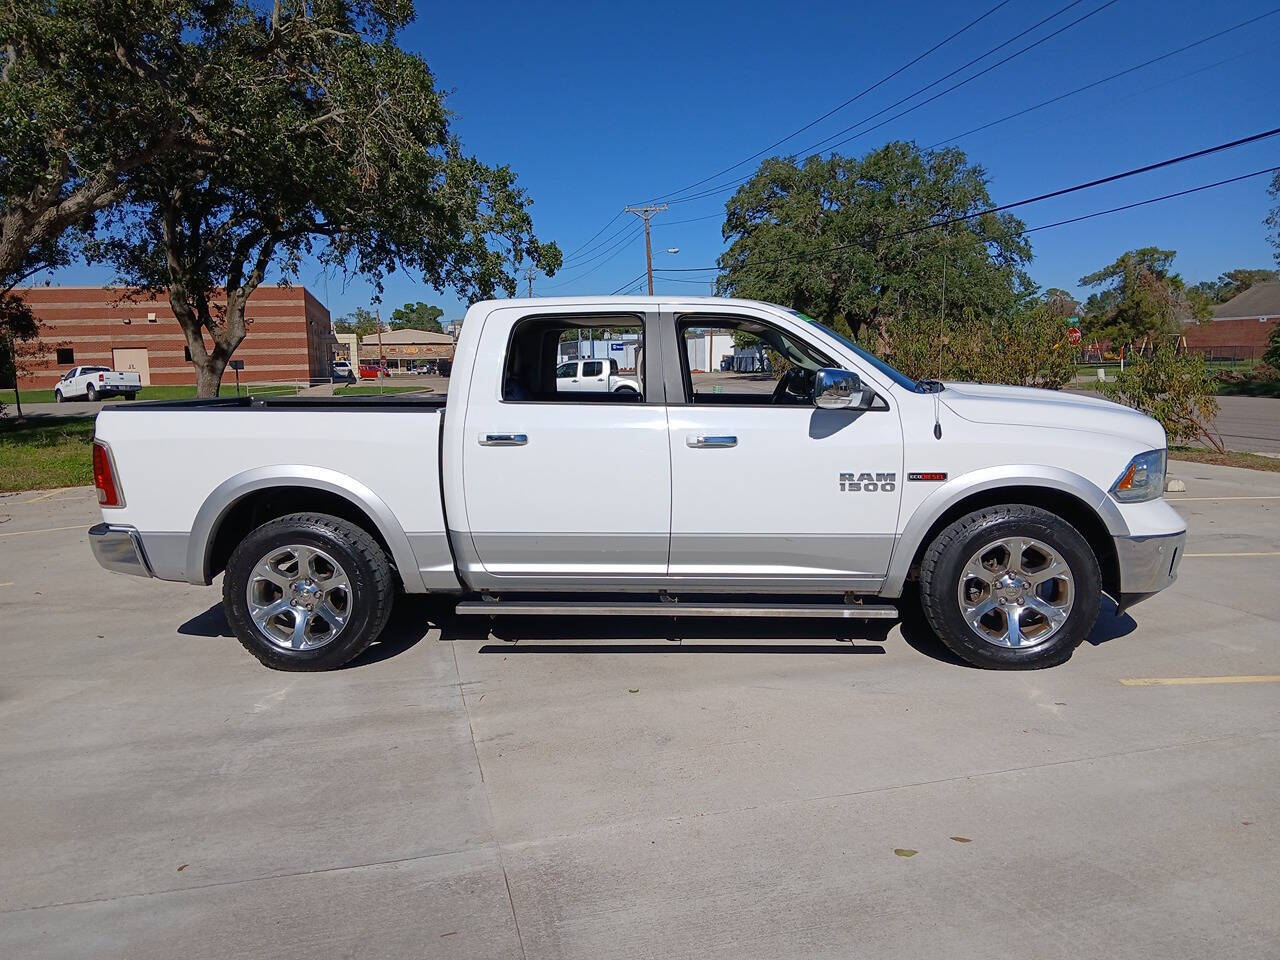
[786,310,923,392]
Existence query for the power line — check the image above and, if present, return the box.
[648,165,1280,289]
[560,210,624,261]
[644,0,1017,204]
[927,6,1280,149]
[610,271,648,295]
[657,126,1280,272]
[560,215,636,266]
[662,0,1121,206]
[544,223,644,287]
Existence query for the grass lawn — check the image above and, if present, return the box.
[0,383,300,406]
[1213,379,1280,398]
[1170,447,1280,473]
[333,385,430,396]
[0,418,97,492]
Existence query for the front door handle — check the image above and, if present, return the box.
[687,434,737,448]
[480,433,528,447]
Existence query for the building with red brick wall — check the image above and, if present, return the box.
[1181,280,1280,361]
[14,285,335,389]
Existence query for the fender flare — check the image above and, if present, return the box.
[881,464,1127,598]
[186,465,427,591]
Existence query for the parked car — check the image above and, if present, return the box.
[331,360,356,383]
[435,358,451,377]
[88,296,1184,672]
[357,363,383,380]
[55,366,142,402]
[555,357,640,395]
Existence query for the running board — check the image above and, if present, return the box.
[454,600,899,619]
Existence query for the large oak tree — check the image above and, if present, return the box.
[87,1,558,395]
[714,143,1033,341]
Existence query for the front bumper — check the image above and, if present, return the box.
[89,523,153,578]
[1113,530,1185,613]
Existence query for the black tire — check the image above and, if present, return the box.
[125,392,138,401]
[85,384,98,401]
[917,504,1101,670]
[54,389,64,403]
[223,512,395,671]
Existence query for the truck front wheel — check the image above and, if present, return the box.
[917,504,1101,669]
[223,513,395,671]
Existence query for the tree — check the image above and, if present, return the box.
[333,308,382,338]
[0,2,220,314]
[1191,268,1277,304]
[1079,247,1208,347]
[389,301,444,333]
[1268,171,1280,268]
[1102,344,1224,452]
[92,1,560,396]
[714,143,1033,341]
[1264,324,1280,372]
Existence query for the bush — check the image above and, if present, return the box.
[875,304,1076,389]
[1101,344,1224,450]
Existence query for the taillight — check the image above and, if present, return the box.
[92,440,124,507]
[98,373,105,382]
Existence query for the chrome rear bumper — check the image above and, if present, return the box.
[89,523,153,578]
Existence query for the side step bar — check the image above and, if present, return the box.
[454,600,899,619]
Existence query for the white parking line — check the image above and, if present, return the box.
[1167,496,1280,501]
[1184,551,1280,557]
[0,524,85,538]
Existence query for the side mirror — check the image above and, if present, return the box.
[813,368,871,410]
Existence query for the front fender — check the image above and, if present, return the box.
[881,464,1126,598]
[186,465,427,592]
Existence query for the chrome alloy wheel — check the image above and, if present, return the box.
[246,544,351,650]
[956,536,1074,648]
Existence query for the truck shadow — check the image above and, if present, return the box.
[180,592,1135,667]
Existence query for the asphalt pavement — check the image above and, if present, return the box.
[1,461,1278,959]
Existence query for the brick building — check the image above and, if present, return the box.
[1182,280,1280,361]
[15,285,335,389]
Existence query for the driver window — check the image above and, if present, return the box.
[677,317,835,406]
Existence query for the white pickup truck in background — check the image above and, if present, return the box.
[554,357,640,395]
[55,365,142,402]
[88,296,1185,672]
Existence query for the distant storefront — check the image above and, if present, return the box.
[357,328,455,370]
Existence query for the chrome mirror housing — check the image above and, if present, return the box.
[813,368,870,410]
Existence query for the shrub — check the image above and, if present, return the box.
[1102,344,1224,451]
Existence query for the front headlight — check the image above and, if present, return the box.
[1110,449,1167,503]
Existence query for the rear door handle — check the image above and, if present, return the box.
[687,434,737,448]
[480,433,528,447]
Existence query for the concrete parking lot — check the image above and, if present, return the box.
[1,461,1278,959]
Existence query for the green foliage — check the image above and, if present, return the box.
[872,298,1075,389]
[1080,248,1206,346]
[80,1,559,395]
[334,308,383,338]
[389,302,444,333]
[1268,171,1280,268]
[1192,268,1278,305]
[715,143,1033,341]
[1100,344,1223,451]
[1264,324,1280,371]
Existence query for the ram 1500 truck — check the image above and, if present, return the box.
[88,297,1185,671]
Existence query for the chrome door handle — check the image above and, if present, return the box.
[687,434,737,448]
[480,433,528,447]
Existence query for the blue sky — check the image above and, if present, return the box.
[64,0,1280,321]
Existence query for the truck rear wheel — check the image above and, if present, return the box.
[223,513,395,671]
[917,504,1101,669]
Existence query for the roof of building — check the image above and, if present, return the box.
[1212,280,1280,320]
[359,328,453,346]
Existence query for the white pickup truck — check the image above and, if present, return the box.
[55,365,142,402]
[554,357,640,395]
[88,297,1185,671]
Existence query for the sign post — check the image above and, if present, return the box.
[229,358,244,396]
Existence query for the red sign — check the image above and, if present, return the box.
[1067,327,1082,345]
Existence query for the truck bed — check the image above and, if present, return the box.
[105,394,449,412]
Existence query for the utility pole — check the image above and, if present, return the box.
[523,266,536,298]
[624,204,668,295]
